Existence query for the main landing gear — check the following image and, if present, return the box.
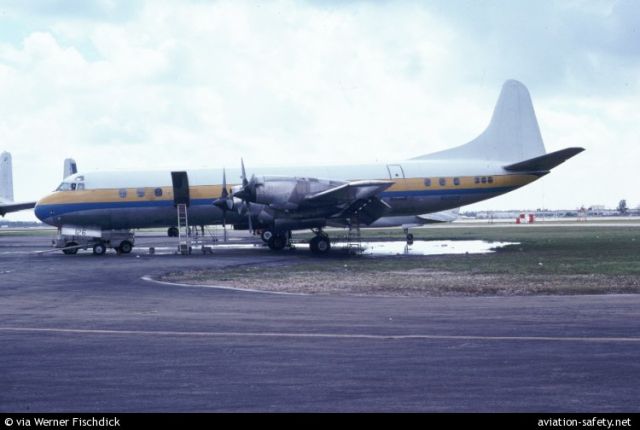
[260,229,331,254]
[261,230,291,251]
[309,230,331,255]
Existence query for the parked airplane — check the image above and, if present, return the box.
[0,152,36,217]
[63,158,78,180]
[34,80,584,254]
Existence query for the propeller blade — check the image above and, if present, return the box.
[241,158,248,187]
[221,168,228,199]
[247,203,253,233]
[213,168,233,229]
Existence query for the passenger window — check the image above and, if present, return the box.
[481,177,487,184]
[137,188,145,198]
[453,177,460,186]
[439,178,446,186]
[488,176,494,184]
[475,177,480,184]
[423,178,431,187]
[119,189,127,198]
[154,188,163,197]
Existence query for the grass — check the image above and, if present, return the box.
[288,225,640,276]
[161,224,640,296]
[0,228,56,237]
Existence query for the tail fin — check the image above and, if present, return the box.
[414,80,547,163]
[0,151,14,201]
[63,158,78,179]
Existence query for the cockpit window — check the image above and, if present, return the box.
[56,181,85,191]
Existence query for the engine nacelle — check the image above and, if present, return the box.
[252,176,343,209]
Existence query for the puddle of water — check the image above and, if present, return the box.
[351,240,517,256]
[94,240,517,256]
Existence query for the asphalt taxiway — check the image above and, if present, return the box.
[1,233,639,412]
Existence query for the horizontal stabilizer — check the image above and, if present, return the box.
[417,207,460,223]
[503,147,584,172]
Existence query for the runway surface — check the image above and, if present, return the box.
[1,233,639,412]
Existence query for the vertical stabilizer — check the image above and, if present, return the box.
[0,151,14,201]
[64,158,78,179]
[414,80,547,163]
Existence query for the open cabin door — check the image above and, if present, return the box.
[171,171,190,207]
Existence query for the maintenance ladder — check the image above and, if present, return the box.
[177,203,191,255]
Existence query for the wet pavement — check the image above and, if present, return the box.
[1,233,639,412]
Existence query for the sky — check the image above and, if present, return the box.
[1,0,638,221]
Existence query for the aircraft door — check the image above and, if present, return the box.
[171,171,190,207]
[386,164,405,180]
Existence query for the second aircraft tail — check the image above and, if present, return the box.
[0,151,14,202]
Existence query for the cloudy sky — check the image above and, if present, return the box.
[1,0,638,221]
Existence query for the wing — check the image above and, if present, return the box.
[302,180,393,206]
[301,180,393,225]
[0,201,36,217]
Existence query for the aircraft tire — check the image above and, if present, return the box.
[168,227,179,237]
[92,243,107,256]
[261,230,273,243]
[310,235,331,254]
[406,233,414,244]
[119,241,133,254]
[267,234,286,251]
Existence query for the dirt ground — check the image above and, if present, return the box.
[161,267,640,297]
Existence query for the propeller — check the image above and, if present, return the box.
[233,158,258,202]
[212,168,234,241]
[233,158,255,233]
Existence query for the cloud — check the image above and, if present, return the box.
[0,0,637,220]
[2,0,141,21]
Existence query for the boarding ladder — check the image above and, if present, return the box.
[177,203,191,255]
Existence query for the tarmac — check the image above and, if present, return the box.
[1,232,640,412]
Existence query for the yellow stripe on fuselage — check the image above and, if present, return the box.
[386,174,537,192]
[38,174,539,205]
[39,185,226,205]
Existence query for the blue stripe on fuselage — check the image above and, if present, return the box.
[36,186,516,218]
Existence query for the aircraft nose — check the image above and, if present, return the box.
[34,198,56,225]
[34,202,49,222]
